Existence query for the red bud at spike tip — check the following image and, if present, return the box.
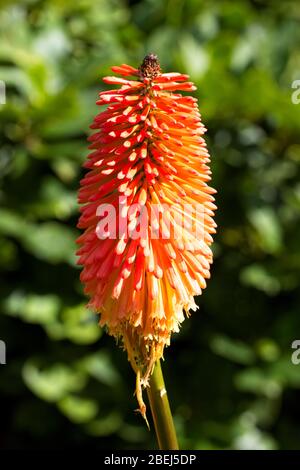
[77,54,217,419]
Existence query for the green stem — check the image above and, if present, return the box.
[147,360,179,450]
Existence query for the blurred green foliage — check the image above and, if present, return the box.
[1,0,300,450]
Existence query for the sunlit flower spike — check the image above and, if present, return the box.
[77,54,217,435]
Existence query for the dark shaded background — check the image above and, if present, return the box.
[0,0,300,450]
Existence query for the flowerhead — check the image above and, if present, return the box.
[77,54,216,417]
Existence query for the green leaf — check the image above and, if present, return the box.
[178,34,209,80]
[235,368,281,398]
[77,351,121,386]
[249,207,283,254]
[210,334,255,365]
[46,304,101,345]
[240,264,281,295]
[23,222,77,264]
[4,291,61,325]
[85,411,122,436]
[23,361,87,402]
[58,395,99,424]
[0,208,29,237]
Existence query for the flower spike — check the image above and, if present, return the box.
[77,54,217,420]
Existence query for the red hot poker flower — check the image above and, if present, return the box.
[77,54,217,418]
